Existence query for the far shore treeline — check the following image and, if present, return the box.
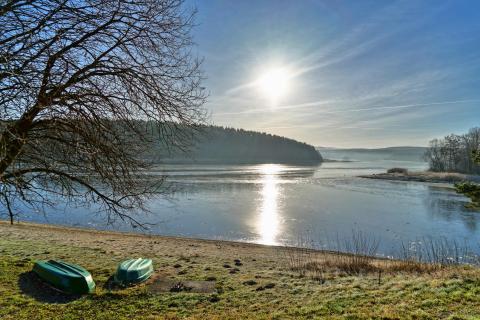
[144,124,323,165]
[424,127,480,174]
[424,127,480,209]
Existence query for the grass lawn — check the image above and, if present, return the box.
[1,221,480,319]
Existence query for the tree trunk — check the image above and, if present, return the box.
[0,106,39,176]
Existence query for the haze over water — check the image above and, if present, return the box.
[21,158,480,256]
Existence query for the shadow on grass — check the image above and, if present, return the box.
[18,271,82,304]
[103,275,125,291]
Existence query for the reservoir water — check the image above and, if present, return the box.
[15,160,480,256]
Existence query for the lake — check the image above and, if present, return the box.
[17,159,480,257]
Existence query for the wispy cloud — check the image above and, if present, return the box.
[221,1,447,98]
[214,98,480,117]
[195,0,480,147]
[214,99,337,116]
[316,98,480,115]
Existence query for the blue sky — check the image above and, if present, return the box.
[187,0,480,147]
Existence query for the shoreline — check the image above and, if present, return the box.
[0,220,367,259]
[0,220,290,252]
[359,171,480,185]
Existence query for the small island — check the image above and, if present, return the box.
[360,169,480,184]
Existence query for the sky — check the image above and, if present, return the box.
[187,0,480,148]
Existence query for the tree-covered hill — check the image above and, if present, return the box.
[147,125,323,165]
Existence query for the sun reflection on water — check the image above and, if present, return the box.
[257,164,282,245]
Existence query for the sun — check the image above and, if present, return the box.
[257,67,291,103]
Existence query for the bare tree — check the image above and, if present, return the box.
[474,150,480,165]
[0,0,206,225]
[424,127,480,174]
[424,138,445,172]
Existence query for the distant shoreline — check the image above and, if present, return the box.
[359,171,480,184]
[155,158,350,165]
[155,159,323,165]
[322,159,355,163]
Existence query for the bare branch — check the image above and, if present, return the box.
[0,0,206,224]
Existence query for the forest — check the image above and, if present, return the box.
[424,127,480,174]
[146,125,323,165]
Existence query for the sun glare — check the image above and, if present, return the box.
[257,67,291,103]
[256,164,282,245]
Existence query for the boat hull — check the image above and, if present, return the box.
[114,258,153,285]
[33,260,95,294]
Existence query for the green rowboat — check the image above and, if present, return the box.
[32,260,96,294]
[114,258,153,285]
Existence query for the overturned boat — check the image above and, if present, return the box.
[114,258,153,285]
[33,260,96,294]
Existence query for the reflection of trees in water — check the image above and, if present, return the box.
[424,187,479,232]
